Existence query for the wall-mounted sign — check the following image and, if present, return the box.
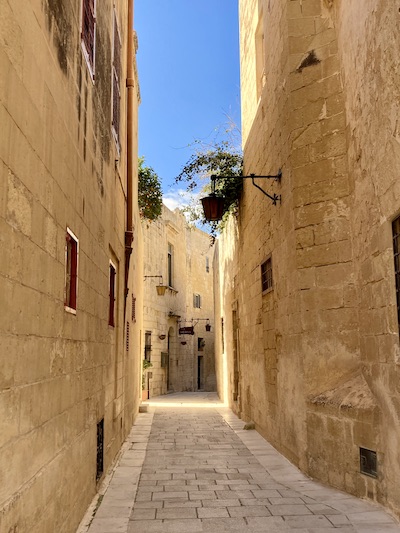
[179,326,194,335]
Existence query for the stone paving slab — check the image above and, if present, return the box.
[77,392,400,533]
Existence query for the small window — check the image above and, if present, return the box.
[108,262,116,327]
[261,257,273,293]
[111,10,121,150]
[144,331,152,361]
[81,0,96,78]
[161,352,168,368]
[168,243,174,287]
[193,293,201,308]
[126,322,130,351]
[206,256,210,273]
[198,337,205,351]
[65,228,79,312]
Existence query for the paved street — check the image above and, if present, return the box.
[79,393,400,533]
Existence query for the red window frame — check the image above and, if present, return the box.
[108,262,116,327]
[81,0,96,77]
[65,229,78,312]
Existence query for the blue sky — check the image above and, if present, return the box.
[135,1,241,210]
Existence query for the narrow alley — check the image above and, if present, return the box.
[79,394,400,533]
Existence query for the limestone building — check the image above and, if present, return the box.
[0,1,142,531]
[215,0,400,518]
[142,205,216,398]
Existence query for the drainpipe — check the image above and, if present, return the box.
[124,0,135,306]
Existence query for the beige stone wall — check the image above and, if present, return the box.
[0,1,142,531]
[142,206,215,397]
[216,0,400,517]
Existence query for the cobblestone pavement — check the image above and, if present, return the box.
[79,393,400,533]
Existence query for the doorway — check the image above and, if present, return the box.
[167,327,173,391]
[197,355,204,390]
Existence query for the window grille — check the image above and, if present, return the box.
[144,331,152,361]
[65,229,78,311]
[112,11,121,148]
[393,216,400,333]
[81,0,96,74]
[261,257,273,293]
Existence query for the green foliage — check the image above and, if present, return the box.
[138,157,163,221]
[142,359,153,389]
[175,140,243,236]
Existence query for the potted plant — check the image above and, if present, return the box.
[142,359,153,400]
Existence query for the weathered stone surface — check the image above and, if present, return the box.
[216,0,400,520]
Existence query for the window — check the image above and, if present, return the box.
[81,0,96,77]
[168,243,174,287]
[161,352,168,368]
[65,228,78,312]
[193,293,201,308]
[198,337,205,351]
[108,262,116,327]
[144,331,152,361]
[111,10,121,149]
[206,256,210,273]
[261,257,273,293]
[393,216,400,333]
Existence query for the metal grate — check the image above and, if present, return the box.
[261,257,273,292]
[96,418,104,480]
[360,447,377,478]
[393,216,400,333]
[144,331,151,361]
[131,295,136,322]
[126,322,130,352]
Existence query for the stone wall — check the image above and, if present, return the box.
[216,0,400,516]
[142,206,215,397]
[0,1,142,531]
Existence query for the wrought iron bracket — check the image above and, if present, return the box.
[210,169,282,205]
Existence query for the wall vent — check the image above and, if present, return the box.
[360,447,377,478]
[96,419,104,480]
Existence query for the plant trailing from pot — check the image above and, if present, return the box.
[138,157,163,221]
[175,129,243,240]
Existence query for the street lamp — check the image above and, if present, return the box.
[144,275,167,296]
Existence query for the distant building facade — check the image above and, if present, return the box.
[0,1,142,531]
[142,206,215,398]
[215,0,400,517]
